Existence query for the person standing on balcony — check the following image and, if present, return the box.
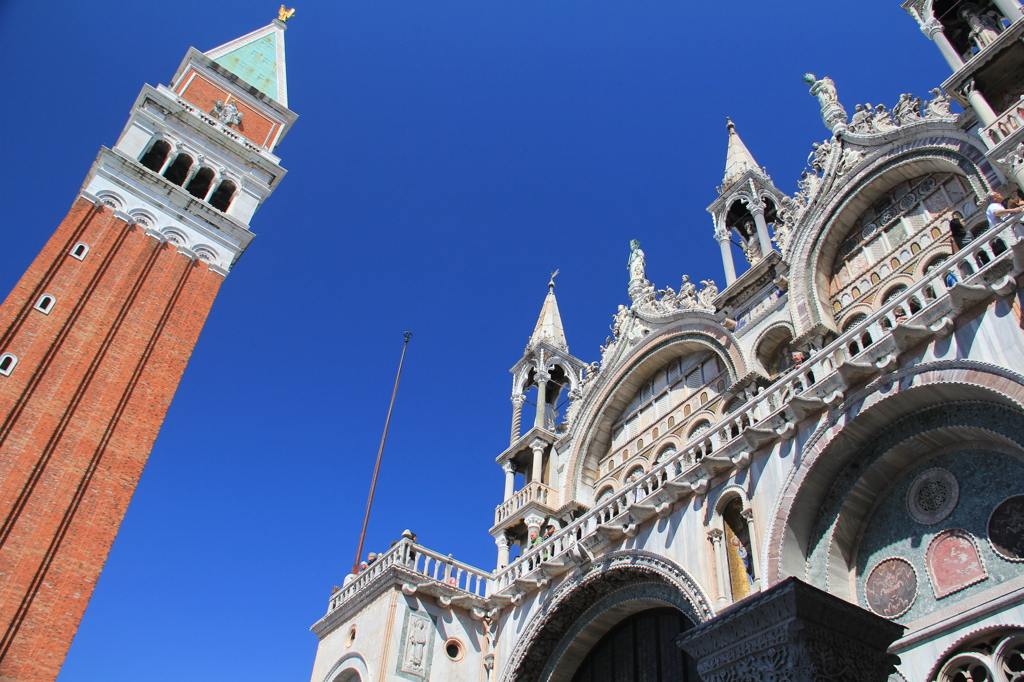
[986,191,1023,227]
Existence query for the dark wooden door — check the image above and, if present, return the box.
[570,607,699,682]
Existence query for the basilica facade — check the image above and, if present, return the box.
[310,1,1024,680]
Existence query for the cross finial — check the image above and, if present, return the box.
[549,269,559,289]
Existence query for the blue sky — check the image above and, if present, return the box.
[0,1,953,680]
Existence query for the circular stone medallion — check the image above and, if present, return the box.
[989,495,1024,561]
[865,558,917,618]
[907,468,959,525]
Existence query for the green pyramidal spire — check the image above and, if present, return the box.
[206,19,289,106]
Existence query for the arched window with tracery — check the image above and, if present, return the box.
[828,173,978,321]
[933,628,1024,682]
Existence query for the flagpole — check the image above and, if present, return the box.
[352,331,413,575]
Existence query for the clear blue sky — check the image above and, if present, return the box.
[0,2,951,680]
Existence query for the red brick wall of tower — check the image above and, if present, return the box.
[0,197,224,682]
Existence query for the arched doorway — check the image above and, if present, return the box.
[569,607,698,682]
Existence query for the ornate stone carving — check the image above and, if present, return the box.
[211,100,243,126]
[804,73,849,133]
[997,141,1024,171]
[906,468,959,525]
[808,140,833,173]
[925,528,987,598]
[678,275,697,307]
[676,578,904,682]
[892,93,922,125]
[396,608,435,680]
[960,3,1002,50]
[697,280,719,310]
[871,104,897,132]
[865,557,917,619]
[627,238,647,283]
[925,88,953,118]
[988,494,1024,560]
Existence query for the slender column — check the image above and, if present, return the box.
[741,508,761,591]
[533,371,550,430]
[993,0,1024,24]
[502,461,516,501]
[529,438,547,484]
[495,534,510,570]
[963,79,998,127]
[204,179,219,202]
[510,393,525,445]
[748,201,774,258]
[716,226,737,285]
[921,18,965,71]
[708,528,730,606]
[525,513,545,550]
[158,152,175,175]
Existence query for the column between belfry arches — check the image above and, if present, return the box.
[510,393,525,445]
[748,199,774,258]
[503,461,516,501]
[963,79,998,127]
[716,226,737,285]
[533,371,550,430]
[920,18,965,71]
[708,528,730,606]
[529,438,546,483]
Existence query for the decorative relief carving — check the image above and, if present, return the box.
[988,495,1024,561]
[907,468,959,525]
[396,608,435,680]
[865,557,917,619]
[926,528,988,599]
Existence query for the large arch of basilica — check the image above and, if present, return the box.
[309,1,1024,681]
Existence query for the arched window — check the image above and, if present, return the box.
[139,139,171,173]
[209,180,236,212]
[0,353,17,376]
[185,167,215,200]
[163,153,193,186]
[34,294,55,314]
[70,243,89,260]
[595,486,614,504]
[933,628,1024,682]
[688,420,711,440]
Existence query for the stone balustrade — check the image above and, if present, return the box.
[326,538,490,615]
[981,95,1024,149]
[493,217,1024,595]
[494,480,559,526]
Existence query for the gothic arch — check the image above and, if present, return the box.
[499,551,714,682]
[785,129,1001,339]
[564,321,747,502]
[321,652,370,682]
[751,320,795,378]
[764,360,1024,589]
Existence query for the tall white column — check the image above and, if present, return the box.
[921,18,965,71]
[741,508,761,591]
[708,528,730,606]
[748,200,774,258]
[529,438,547,484]
[510,393,525,445]
[503,461,516,501]
[525,514,545,550]
[495,534,510,569]
[993,0,1024,24]
[533,371,550,430]
[716,226,737,285]
[963,79,998,127]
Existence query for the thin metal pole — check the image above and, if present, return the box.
[352,331,413,575]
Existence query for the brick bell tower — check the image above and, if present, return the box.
[0,15,296,681]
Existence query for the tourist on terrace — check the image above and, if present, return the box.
[986,191,1023,227]
[893,307,908,324]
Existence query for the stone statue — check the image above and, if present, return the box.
[628,239,647,282]
[803,73,848,132]
[678,275,697,307]
[926,88,953,118]
[611,304,630,337]
[797,170,820,198]
[871,104,896,132]
[772,220,792,252]
[658,286,678,310]
[961,3,1002,50]
[698,280,719,310]
[212,100,243,126]
[742,239,761,264]
[849,103,873,134]
[278,4,296,22]
[892,93,922,125]
[808,141,832,173]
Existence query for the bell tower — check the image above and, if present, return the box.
[491,276,586,570]
[706,119,787,287]
[0,17,296,682]
[904,0,1024,190]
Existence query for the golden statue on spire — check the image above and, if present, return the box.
[278,5,296,21]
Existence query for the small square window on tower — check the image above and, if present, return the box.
[70,243,89,260]
[0,353,16,376]
[34,294,55,314]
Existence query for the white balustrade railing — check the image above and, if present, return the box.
[495,481,559,525]
[494,217,1022,591]
[981,95,1024,149]
[327,538,490,614]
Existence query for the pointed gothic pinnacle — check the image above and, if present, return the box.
[529,275,569,352]
[721,117,761,193]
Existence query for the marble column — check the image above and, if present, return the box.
[716,226,737,285]
[740,508,761,590]
[525,514,544,547]
[921,18,965,71]
[676,578,905,682]
[993,0,1024,24]
[749,200,774,258]
[495,534,510,569]
[510,393,525,445]
[533,371,550,430]
[708,528,730,607]
[963,79,998,127]
[529,438,547,484]
[503,461,516,501]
